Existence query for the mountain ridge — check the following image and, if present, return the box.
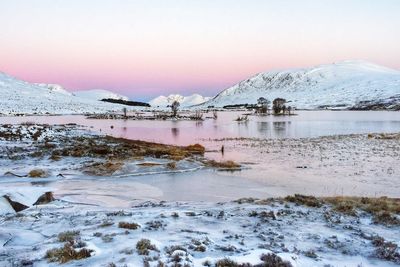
[201,60,400,110]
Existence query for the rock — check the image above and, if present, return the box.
[33,192,55,205]
[2,195,29,212]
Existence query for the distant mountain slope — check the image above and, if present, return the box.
[149,94,211,108]
[0,72,139,115]
[201,61,400,110]
[74,89,129,101]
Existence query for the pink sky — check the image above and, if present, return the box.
[1,0,399,100]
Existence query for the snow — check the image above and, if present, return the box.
[1,200,399,266]
[0,72,140,115]
[150,94,211,108]
[200,60,400,109]
[74,89,129,101]
[35,83,73,96]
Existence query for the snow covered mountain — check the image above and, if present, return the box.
[149,94,211,108]
[0,72,139,115]
[35,83,73,96]
[201,60,400,110]
[74,89,129,101]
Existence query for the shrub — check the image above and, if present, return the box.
[45,243,92,263]
[58,231,80,243]
[136,239,158,255]
[118,221,140,230]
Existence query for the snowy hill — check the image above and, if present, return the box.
[74,89,129,101]
[149,94,211,108]
[35,83,73,96]
[0,72,139,115]
[201,61,400,110]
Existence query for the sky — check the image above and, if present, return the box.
[1,0,400,101]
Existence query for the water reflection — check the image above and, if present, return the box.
[171,128,179,139]
[272,121,290,138]
[0,111,399,145]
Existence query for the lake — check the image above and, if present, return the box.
[0,110,399,145]
[0,110,399,203]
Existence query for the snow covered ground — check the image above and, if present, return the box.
[0,72,141,115]
[74,89,129,101]
[200,61,400,110]
[150,94,211,109]
[0,198,399,266]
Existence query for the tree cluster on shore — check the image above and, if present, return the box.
[256,97,294,115]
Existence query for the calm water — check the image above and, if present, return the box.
[1,110,399,203]
[0,111,399,145]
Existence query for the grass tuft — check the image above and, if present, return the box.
[118,221,140,230]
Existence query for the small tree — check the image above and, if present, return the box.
[272,98,286,115]
[257,97,270,114]
[122,107,127,119]
[171,100,180,117]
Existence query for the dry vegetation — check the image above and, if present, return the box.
[45,230,93,263]
[214,253,293,267]
[118,221,141,230]
[203,160,241,169]
[136,239,159,255]
[1,124,209,176]
[45,243,93,264]
[323,196,400,225]
[28,169,48,178]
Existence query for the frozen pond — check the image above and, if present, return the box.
[0,111,399,145]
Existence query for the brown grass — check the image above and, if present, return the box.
[58,230,80,243]
[136,239,158,255]
[45,243,93,263]
[118,221,140,230]
[284,194,322,208]
[28,169,48,178]
[323,196,400,225]
[137,162,163,167]
[203,160,241,169]
[185,144,206,154]
[82,161,124,176]
[324,197,400,213]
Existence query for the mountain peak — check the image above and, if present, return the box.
[202,61,400,109]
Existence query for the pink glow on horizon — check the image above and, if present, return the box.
[1,0,400,99]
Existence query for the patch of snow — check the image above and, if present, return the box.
[74,89,129,101]
[150,94,211,108]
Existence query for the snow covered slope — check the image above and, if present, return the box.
[201,61,400,109]
[35,83,73,96]
[74,89,129,101]
[150,94,211,108]
[0,72,137,115]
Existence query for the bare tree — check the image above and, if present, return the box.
[122,107,127,119]
[257,97,270,114]
[171,100,180,117]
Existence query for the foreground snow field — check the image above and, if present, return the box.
[200,61,400,110]
[1,198,399,267]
